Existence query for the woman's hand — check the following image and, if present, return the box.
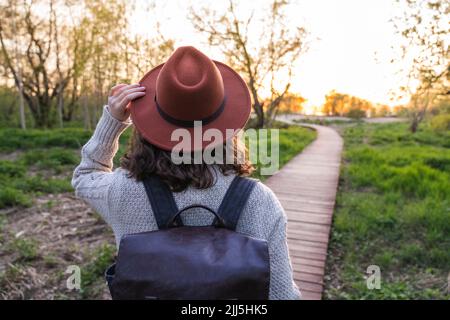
[108,83,146,122]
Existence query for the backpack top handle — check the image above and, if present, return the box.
[166,204,226,228]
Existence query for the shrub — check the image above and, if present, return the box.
[0,187,32,208]
[8,237,39,262]
[12,175,72,194]
[0,161,26,177]
[0,128,92,152]
[21,148,79,170]
[81,243,115,298]
[430,114,450,132]
[346,109,366,119]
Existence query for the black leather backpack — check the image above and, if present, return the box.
[105,175,270,300]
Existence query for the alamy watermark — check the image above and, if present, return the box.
[169,121,280,176]
[65,265,81,291]
[366,265,381,290]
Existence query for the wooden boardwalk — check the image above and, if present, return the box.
[265,123,343,300]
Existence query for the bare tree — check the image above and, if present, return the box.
[0,0,70,127]
[11,0,26,129]
[190,0,308,128]
[77,0,173,128]
[0,0,173,128]
[391,0,449,132]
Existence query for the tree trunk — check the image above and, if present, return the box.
[18,79,26,130]
[11,1,26,129]
[253,102,265,129]
[410,118,419,133]
[83,94,91,131]
[57,83,64,128]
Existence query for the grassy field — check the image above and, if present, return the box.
[324,122,450,299]
[0,123,316,299]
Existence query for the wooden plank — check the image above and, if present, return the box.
[300,289,322,300]
[293,271,324,284]
[291,262,324,276]
[288,248,328,261]
[273,191,337,201]
[288,242,328,256]
[287,238,328,249]
[287,221,330,234]
[275,194,336,207]
[290,256,326,268]
[286,206,335,215]
[286,211,332,225]
[294,280,323,293]
[287,232,329,244]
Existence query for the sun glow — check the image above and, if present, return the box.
[130,0,412,114]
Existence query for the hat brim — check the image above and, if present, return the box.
[130,61,251,151]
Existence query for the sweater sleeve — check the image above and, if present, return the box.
[71,105,131,221]
[266,191,302,300]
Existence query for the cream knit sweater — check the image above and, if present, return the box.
[72,105,301,300]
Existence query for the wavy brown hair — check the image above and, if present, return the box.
[120,127,254,192]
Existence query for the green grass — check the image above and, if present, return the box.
[22,148,80,170]
[80,243,116,298]
[0,128,92,208]
[0,128,92,152]
[0,187,32,208]
[7,237,40,262]
[324,121,450,300]
[0,160,26,177]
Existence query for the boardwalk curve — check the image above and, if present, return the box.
[265,122,343,300]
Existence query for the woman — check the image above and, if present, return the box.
[72,46,301,300]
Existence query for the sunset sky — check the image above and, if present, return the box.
[130,0,410,113]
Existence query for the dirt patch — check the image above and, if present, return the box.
[0,193,115,299]
[27,165,73,180]
[0,150,23,161]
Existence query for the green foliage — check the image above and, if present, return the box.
[0,128,92,152]
[81,244,115,298]
[0,160,26,177]
[21,148,79,173]
[0,173,72,209]
[8,237,39,262]
[430,114,450,132]
[0,128,83,208]
[328,277,448,300]
[0,187,32,208]
[0,264,23,289]
[12,175,73,194]
[325,122,450,299]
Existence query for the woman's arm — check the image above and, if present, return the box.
[71,84,146,217]
[264,190,302,300]
[268,213,302,300]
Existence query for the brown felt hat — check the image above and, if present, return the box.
[130,46,251,151]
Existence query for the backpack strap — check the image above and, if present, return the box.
[217,176,257,230]
[143,175,182,229]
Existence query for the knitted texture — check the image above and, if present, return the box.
[72,105,301,300]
